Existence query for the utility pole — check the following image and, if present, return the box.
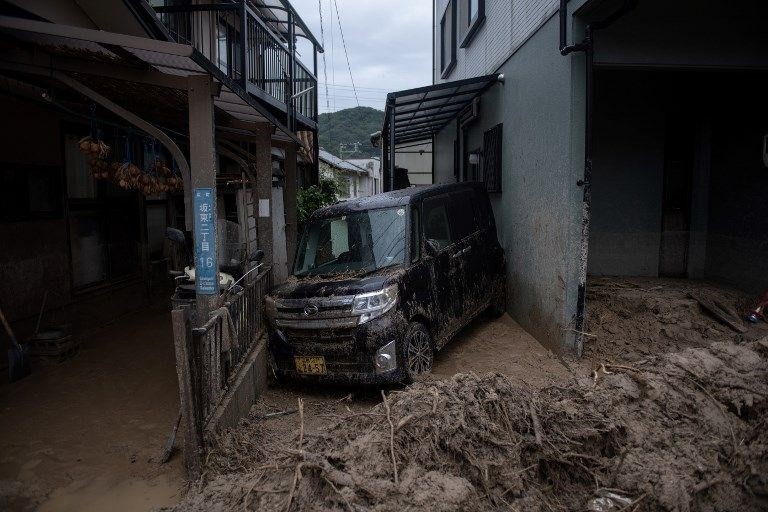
[339,141,361,160]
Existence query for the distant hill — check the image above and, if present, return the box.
[318,106,384,159]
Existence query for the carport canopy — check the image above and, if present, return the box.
[383,74,501,146]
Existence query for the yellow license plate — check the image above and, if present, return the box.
[294,356,326,375]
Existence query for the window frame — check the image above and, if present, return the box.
[421,195,454,253]
[459,0,485,48]
[440,0,457,79]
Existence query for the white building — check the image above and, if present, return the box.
[318,149,373,199]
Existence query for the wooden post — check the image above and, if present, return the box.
[188,74,219,326]
[253,123,273,267]
[283,143,298,270]
[171,308,202,477]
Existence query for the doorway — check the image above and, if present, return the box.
[658,114,694,277]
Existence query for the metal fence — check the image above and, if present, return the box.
[154,3,317,120]
[189,266,272,422]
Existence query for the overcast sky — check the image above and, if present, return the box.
[290,0,433,113]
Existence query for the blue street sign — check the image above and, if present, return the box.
[193,188,218,295]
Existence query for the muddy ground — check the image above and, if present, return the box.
[0,295,564,511]
[0,307,184,512]
[585,277,768,362]
[174,278,768,512]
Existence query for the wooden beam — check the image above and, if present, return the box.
[171,307,202,478]
[252,123,274,267]
[188,74,220,324]
[0,48,190,89]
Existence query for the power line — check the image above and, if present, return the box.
[328,0,336,112]
[332,0,359,107]
[317,0,331,114]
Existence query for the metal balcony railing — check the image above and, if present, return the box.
[152,1,317,123]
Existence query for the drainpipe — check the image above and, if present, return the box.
[559,0,638,355]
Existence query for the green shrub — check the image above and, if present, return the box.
[297,177,342,227]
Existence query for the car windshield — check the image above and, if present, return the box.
[294,207,407,277]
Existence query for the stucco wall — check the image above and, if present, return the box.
[434,13,586,353]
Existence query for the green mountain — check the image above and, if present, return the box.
[318,106,384,158]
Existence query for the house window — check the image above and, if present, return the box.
[0,164,63,221]
[483,124,502,193]
[459,0,485,48]
[440,0,456,78]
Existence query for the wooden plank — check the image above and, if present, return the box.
[171,308,202,477]
[688,292,748,334]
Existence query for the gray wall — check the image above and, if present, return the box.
[588,73,665,276]
[434,12,586,353]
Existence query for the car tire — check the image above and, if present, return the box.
[487,279,506,318]
[402,322,434,383]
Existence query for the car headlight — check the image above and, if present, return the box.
[352,285,398,324]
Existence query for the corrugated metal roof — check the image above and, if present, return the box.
[318,149,368,174]
[383,75,500,145]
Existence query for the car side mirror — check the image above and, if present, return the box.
[250,249,265,264]
[424,239,440,258]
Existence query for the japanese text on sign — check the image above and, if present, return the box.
[193,188,218,295]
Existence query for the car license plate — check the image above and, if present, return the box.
[295,356,326,375]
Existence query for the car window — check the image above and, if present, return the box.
[423,198,452,251]
[449,190,479,241]
[314,218,350,266]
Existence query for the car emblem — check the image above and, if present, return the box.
[303,303,319,316]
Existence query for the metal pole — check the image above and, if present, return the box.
[240,0,248,90]
[388,99,396,191]
[188,75,220,326]
[287,10,296,132]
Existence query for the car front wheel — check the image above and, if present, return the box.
[402,322,433,382]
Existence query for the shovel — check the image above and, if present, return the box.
[159,412,182,464]
[0,306,30,382]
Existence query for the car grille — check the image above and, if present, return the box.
[282,327,356,345]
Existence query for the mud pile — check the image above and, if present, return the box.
[584,277,765,362]
[175,339,768,512]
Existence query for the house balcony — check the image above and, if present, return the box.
[150,0,320,130]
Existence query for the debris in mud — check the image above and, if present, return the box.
[584,277,768,362]
[173,339,768,512]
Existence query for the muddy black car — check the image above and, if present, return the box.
[265,182,505,383]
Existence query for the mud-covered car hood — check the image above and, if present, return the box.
[269,268,404,299]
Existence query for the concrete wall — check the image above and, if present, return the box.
[587,72,665,276]
[592,0,768,70]
[434,11,586,353]
[704,84,768,294]
[587,68,768,293]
